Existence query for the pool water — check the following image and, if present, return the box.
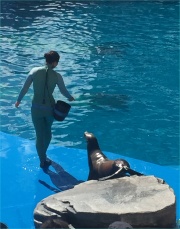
[0,1,179,166]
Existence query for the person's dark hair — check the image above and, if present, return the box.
[44,51,60,64]
[40,218,69,229]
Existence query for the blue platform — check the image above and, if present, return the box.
[0,132,179,228]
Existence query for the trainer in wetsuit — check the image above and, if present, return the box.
[15,51,75,168]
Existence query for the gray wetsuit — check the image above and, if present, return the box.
[17,65,73,163]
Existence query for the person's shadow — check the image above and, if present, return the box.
[39,160,84,193]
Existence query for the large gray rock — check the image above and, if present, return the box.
[34,176,176,228]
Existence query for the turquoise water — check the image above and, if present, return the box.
[0,1,179,166]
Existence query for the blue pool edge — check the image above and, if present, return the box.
[0,131,179,228]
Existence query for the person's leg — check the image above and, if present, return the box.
[31,115,47,164]
[44,116,54,154]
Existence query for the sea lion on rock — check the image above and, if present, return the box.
[84,131,143,181]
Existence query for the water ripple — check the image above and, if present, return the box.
[0,1,179,166]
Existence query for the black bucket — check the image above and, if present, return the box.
[53,100,71,121]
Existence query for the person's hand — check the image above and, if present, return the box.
[68,97,75,101]
[15,101,20,108]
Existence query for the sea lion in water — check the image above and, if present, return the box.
[84,131,143,181]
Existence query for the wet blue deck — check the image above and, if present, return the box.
[0,131,179,228]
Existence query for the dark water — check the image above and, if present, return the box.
[0,1,179,166]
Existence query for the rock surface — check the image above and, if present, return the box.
[34,175,176,228]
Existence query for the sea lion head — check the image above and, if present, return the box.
[84,131,101,152]
[114,159,130,170]
[84,131,95,139]
[98,159,131,181]
[108,159,131,178]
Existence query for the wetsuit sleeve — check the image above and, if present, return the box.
[17,74,33,102]
[57,73,73,100]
